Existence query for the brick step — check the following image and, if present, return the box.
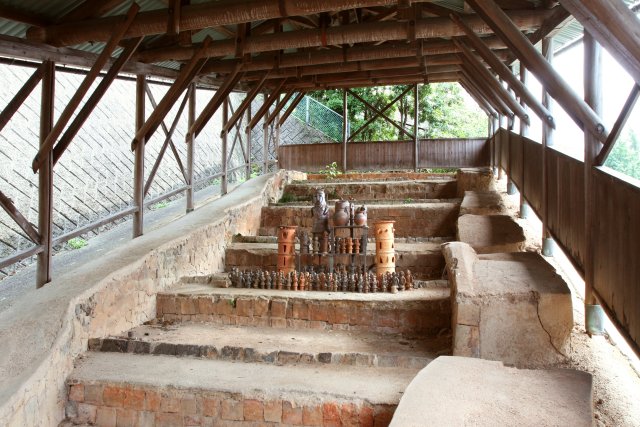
[157,284,451,337]
[88,322,450,369]
[282,179,457,202]
[259,203,460,237]
[65,352,415,426]
[224,241,446,279]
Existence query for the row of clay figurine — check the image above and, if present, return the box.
[228,267,414,293]
[299,231,365,255]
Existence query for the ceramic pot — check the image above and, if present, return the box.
[354,206,367,226]
[333,200,350,226]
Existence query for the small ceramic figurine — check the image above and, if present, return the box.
[406,269,413,289]
[354,238,360,254]
[346,237,353,254]
[370,272,377,293]
[381,274,388,293]
[300,231,310,254]
[285,272,292,291]
[391,273,399,294]
[299,271,305,291]
[357,274,364,293]
[319,272,326,291]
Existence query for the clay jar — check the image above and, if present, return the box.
[333,199,351,226]
[354,206,367,226]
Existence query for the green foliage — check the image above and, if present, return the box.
[605,129,640,180]
[403,198,414,204]
[319,161,342,179]
[419,168,457,174]
[67,237,87,250]
[279,193,297,203]
[250,163,261,178]
[151,200,169,210]
[308,83,487,142]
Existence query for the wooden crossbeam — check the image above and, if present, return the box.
[247,80,287,130]
[459,80,497,117]
[52,37,143,166]
[460,70,512,117]
[266,91,295,125]
[144,90,190,195]
[595,84,640,166]
[57,0,127,24]
[0,5,48,27]
[131,36,212,151]
[347,86,414,141]
[32,3,139,173]
[221,73,269,134]
[278,92,306,126]
[0,190,41,243]
[456,40,530,126]
[0,63,44,134]
[451,13,554,128]
[145,86,189,185]
[465,0,608,142]
[189,63,243,139]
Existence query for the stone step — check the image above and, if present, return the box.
[304,172,454,181]
[456,214,526,254]
[157,284,451,337]
[259,202,460,237]
[282,179,457,202]
[88,322,450,369]
[65,352,415,426]
[224,241,446,280]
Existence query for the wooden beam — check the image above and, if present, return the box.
[451,13,554,128]
[168,0,182,35]
[456,40,530,126]
[541,37,554,243]
[266,91,295,125]
[559,0,640,85]
[278,92,306,126]
[0,63,44,134]
[133,75,145,238]
[222,73,269,134]
[222,98,229,195]
[52,37,143,166]
[595,84,640,166]
[189,63,243,139]
[57,0,127,24]
[131,36,212,151]
[413,83,419,171]
[459,80,497,117]
[0,190,41,243]
[0,5,48,27]
[133,10,550,63]
[186,82,195,212]
[347,86,414,141]
[343,89,348,172]
[247,80,287,130]
[245,101,252,180]
[37,61,54,288]
[32,3,140,173]
[460,70,512,117]
[465,0,608,143]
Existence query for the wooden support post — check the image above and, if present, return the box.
[186,82,195,212]
[465,0,608,143]
[519,66,530,216]
[133,75,145,238]
[278,92,306,126]
[0,190,41,243]
[461,69,512,118]
[246,80,287,130]
[0,63,44,134]
[37,61,54,288]
[595,83,640,166]
[222,97,229,194]
[584,31,604,332]
[222,73,268,134]
[413,83,419,171]
[541,37,555,255]
[347,87,414,141]
[263,120,269,174]
[266,90,295,125]
[342,89,348,173]
[246,101,252,180]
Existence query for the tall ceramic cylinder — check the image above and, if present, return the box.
[374,220,396,278]
[277,225,297,273]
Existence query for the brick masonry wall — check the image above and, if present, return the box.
[0,171,302,426]
[65,382,395,427]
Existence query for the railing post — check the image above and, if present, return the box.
[37,60,54,288]
[584,31,605,335]
[186,82,195,212]
[246,98,252,180]
[263,121,269,174]
[413,83,419,171]
[519,66,531,218]
[133,75,145,238]
[305,95,310,124]
[342,89,348,172]
[541,37,556,257]
[222,97,228,195]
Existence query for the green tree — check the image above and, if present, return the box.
[605,128,640,180]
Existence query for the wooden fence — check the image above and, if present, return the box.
[493,128,640,355]
[278,138,489,171]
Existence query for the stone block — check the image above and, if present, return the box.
[459,191,505,216]
[303,405,323,426]
[96,407,117,427]
[69,384,84,402]
[264,400,283,423]
[103,386,125,408]
[221,399,244,421]
[243,399,264,421]
[457,214,525,254]
[282,401,303,425]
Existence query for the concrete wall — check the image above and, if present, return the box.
[0,171,303,426]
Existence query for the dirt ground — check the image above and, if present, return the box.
[496,175,640,427]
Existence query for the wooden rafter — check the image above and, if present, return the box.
[222,73,270,134]
[347,86,414,141]
[278,92,306,126]
[0,190,41,243]
[57,0,127,24]
[0,63,44,134]
[0,5,48,27]
[32,3,140,173]
[595,84,640,166]
[247,80,288,130]
[266,91,295,125]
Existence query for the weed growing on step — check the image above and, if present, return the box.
[319,162,342,180]
[67,237,87,250]
[151,200,169,210]
[404,198,414,204]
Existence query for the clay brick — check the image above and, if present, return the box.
[288,318,309,329]
[309,304,329,321]
[103,386,125,407]
[144,391,161,411]
[215,298,235,315]
[340,402,359,426]
[181,395,197,415]
[253,298,270,317]
[352,307,373,326]
[376,310,399,328]
[96,407,117,427]
[329,305,350,324]
[221,399,243,421]
[264,400,283,423]
[155,412,183,427]
[76,403,97,424]
[309,320,326,330]
[398,310,420,330]
[271,300,288,318]
[359,405,375,427]
[271,318,287,328]
[69,384,84,402]
[203,397,220,417]
[184,415,203,426]
[252,317,270,327]
[197,297,214,315]
[373,406,394,427]
[158,296,176,315]
[243,399,264,421]
[322,402,341,425]
[282,401,303,425]
[180,298,197,315]
[116,408,138,427]
[138,411,155,427]
[123,388,145,410]
[161,395,181,413]
[292,302,310,320]
[236,298,253,317]
[85,384,104,405]
[303,405,323,426]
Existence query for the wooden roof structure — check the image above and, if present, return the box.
[1,0,640,355]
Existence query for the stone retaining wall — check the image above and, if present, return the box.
[0,171,301,426]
